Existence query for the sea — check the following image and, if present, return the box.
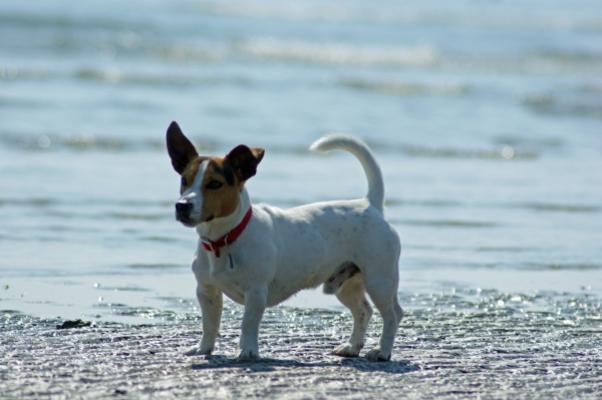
[1,0,601,325]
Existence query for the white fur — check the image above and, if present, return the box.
[310,134,384,211]
[182,135,403,361]
[179,160,208,220]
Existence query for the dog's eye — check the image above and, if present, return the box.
[206,180,223,190]
[181,177,187,186]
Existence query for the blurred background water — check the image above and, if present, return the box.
[1,0,601,323]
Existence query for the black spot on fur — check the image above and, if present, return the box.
[323,262,361,295]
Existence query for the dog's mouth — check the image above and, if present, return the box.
[177,216,197,228]
[176,214,215,227]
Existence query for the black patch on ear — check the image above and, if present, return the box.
[212,163,235,186]
[166,121,198,174]
[225,145,265,181]
[222,164,235,185]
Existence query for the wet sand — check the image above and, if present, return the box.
[2,297,601,399]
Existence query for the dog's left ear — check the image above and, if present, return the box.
[225,145,265,182]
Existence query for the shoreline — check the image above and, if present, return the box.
[1,266,600,325]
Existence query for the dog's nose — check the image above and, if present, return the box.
[175,201,192,216]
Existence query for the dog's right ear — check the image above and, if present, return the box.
[166,121,198,174]
[225,145,265,182]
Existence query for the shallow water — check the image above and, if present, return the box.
[1,0,602,386]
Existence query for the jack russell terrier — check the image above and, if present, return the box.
[166,121,402,361]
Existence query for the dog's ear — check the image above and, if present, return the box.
[225,145,265,182]
[166,121,198,174]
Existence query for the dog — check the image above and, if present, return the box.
[166,121,402,361]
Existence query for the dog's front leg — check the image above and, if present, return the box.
[238,286,267,361]
[185,284,223,356]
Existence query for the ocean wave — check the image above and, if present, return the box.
[0,132,218,153]
[236,38,437,67]
[199,1,363,23]
[198,1,602,33]
[106,212,167,221]
[524,263,602,271]
[534,49,602,64]
[94,284,151,293]
[0,67,50,81]
[73,68,250,87]
[492,135,564,150]
[386,198,461,208]
[396,218,498,228]
[376,143,536,160]
[0,11,149,32]
[514,202,601,214]
[339,78,469,96]
[0,133,160,151]
[523,93,602,120]
[0,96,48,109]
[476,246,534,253]
[0,197,57,208]
[127,263,183,270]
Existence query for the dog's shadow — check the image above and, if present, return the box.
[191,355,419,374]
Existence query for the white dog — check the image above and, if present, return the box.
[166,121,402,361]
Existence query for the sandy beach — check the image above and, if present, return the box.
[3,292,601,399]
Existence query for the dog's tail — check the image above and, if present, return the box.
[309,135,384,212]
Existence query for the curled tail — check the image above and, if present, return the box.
[310,135,385,212]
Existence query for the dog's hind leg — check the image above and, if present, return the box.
[363,271,403,362]
[332,273,373,357]
[185,284,223,356]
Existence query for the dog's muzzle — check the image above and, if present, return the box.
[175,200,193,223]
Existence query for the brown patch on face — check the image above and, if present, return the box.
[176,142,264,224]
[179,156,244,222]
[199,157,244,221]
[179,157,208,195]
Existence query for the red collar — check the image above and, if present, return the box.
[201,207,253,257]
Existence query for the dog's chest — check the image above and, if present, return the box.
[192,253,246,303]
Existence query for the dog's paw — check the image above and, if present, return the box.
[365,348,391,362]
[237,349,260,362]
[331,343,361,358]
[184,344,212,356]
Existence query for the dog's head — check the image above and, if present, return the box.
[166,121,264,228]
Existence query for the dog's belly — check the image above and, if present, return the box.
[263,248,356,307]
[193,253,337,307]
[265,277,323,307]
[212,263,330,307]
[220,287,246,305]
